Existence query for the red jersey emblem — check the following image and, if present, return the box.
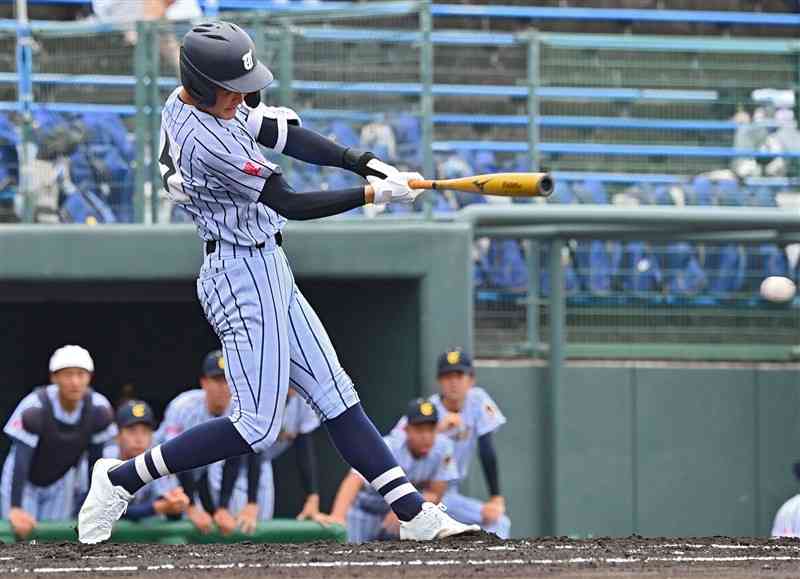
[244,161,261,177]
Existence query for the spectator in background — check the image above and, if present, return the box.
[91,0,202,70]
[360,119,396,162]
[104,400,189,522]
[772,462,800,537]
[764,108,800,178]
[392,350,511,539]
[0,346,116,539]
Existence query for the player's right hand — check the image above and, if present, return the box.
[314,513,346,528]
[213,508,237,536]
[236,502,259,535]
[367,172,423,205]
[9,507,37,539]
[438,412,463,432]
[481,498,505,524]
[186,504,214,534]
[155,488,190,516]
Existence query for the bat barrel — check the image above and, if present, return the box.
[538,174,554,197]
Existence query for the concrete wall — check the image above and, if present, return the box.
[468,361,800,538]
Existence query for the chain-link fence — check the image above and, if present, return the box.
[474,227,800,361]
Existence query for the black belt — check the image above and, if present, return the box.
[205,231,282,256]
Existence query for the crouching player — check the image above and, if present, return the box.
[105,400,189,521]
[320,399,458,543]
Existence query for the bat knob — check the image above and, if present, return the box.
[539,174,554,197]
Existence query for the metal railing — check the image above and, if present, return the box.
[461,205,800,361]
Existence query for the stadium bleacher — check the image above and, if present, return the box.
[0,0,797,305]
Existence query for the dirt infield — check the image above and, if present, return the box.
[1,534,800,578]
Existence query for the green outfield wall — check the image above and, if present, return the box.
[468,361,800,539]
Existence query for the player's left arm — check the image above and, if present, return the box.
[244,104,400,180]
[293,432,321,521]
[475,389,507,503]
[478,432,502,501]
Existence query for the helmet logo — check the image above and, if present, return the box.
[242,50,254,71]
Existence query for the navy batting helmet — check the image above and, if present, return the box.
[179,21,273,109]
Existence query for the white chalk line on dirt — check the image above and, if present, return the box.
[20,553,800,574]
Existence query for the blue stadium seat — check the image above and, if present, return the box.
[752,186,777,207]
[574,240,619,294]
[688,176,714,206]
[327,120,359,147]
[578,179,609,204]
[745,244,789,292]
[475,239,528,290]
[717,178,747,206]
[472,150,497,175]
[619,241,663,294]
[548,181,577,204]
[0,112,18,202]
[661,242,707,296]
[704,243,746,295]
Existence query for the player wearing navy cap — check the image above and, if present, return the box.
[104,400,189,522]
[79,21,477,543]
[393,349,511,538]
[320,399,459,543]
[432,349,510,538]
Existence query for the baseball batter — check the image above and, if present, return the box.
[321,399,459,543]
[78,21,477,543]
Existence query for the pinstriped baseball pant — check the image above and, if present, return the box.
[197,239,360,453]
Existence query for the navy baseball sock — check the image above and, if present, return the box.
[325,403,424,522]
[108,417,251,494]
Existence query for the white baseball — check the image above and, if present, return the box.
[760,276,797,303]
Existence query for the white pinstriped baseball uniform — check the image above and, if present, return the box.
[159,87,358,453]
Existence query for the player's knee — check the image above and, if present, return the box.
[308,368,360,421]
[234,410,281,452]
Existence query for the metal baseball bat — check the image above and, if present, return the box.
[408,172,554,198]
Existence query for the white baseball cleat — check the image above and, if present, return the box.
[399,502,481,541]
[77,458,133,544]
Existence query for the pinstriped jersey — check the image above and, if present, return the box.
[392,387,506,482]
[352,432,458,514]
[429,387,506,481]
[159,87,285,254]
[155,389,230,443]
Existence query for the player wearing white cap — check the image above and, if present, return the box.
[0,346,116,538]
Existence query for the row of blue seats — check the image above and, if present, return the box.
[475,238,796,298]
[0,110,792,224]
